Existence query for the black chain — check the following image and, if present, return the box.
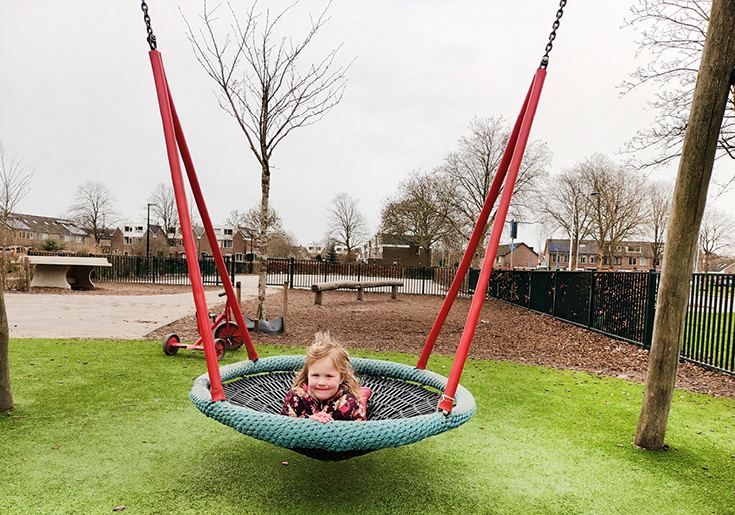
[141,1,157,50]
[540,0,566,69]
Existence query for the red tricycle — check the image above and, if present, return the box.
[162,291,245,361]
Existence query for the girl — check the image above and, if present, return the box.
[280,332,370,423]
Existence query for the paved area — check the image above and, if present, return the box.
[5,275,276,340]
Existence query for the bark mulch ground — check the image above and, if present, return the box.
[145,286,735,400]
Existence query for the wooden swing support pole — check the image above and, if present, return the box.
[437,68,547,413]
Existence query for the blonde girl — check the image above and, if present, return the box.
[280,332,370,423]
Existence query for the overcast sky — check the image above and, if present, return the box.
[1,1,732,250]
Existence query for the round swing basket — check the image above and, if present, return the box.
[190,355,476,461]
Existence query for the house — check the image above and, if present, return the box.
[3,213,93,251]
[110,222,260,261]
[543,239,660,271]
[493,242,538,269]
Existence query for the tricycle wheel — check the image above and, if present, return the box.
[214,322,243,351]
[163,334,180,356]
[214,338,226,361]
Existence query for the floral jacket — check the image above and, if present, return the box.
[280,383,366,421]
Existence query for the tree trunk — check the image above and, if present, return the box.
[257,163,270,321]
[0,283,13,411]
[635,0,735,450]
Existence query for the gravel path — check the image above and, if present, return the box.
[5,276,278,339]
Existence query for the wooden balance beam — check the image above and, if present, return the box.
[311,280,404,305]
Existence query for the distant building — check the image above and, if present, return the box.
[493,243,538,269]
[110,222,259,261]
[3,213,93,251]
[543,239,660,271]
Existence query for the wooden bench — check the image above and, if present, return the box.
[28,255,112,290]
[311,280,404,305]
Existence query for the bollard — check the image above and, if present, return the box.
[283,281,288,333]
[236,281,242,308]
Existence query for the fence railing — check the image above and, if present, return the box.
[266,258,470,296]
[267,259,735,376]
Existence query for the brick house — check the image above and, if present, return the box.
[110,223,259,261]
[493,242,539,269]
[543,239,660,271]
[3,213,93,251]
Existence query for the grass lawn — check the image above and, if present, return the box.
[2,338,735,515]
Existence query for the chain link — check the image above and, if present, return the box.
[141,1,157,50]
[540,0,567,69]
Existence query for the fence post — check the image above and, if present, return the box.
[551,271,559,317]
[586,272,596,329]
[288,257,295,289]
[642,268,658,349]
[357,262,362,282]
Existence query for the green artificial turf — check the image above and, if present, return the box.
[2,339,734,514]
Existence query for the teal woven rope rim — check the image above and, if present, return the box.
[190,355,476,452]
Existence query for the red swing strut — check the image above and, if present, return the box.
[424,68,547,413]
[148,48,258,403]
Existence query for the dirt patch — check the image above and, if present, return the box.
[146,287,735,400]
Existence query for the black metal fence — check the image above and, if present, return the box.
[86,254,237,286]
[483,269,659,348]
[266,259,735,376]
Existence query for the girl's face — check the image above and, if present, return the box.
[308,356,343,401]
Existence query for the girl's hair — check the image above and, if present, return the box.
[292,332,361,399]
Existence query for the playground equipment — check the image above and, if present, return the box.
[140,0,567,460]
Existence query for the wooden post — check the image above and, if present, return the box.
[391,285,398,300]
[635,0,735,450]
[236,281,241,308]
[314,291,323,306]
[283,281,288,333]
[357,286,364,301]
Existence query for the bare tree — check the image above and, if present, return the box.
[699,206,735,271]
[578,154,648,269]
[226,206,283,243]
[537,167,599,270]
[327,193,369,261]
[186,1,349,320]
[0,141,33,412]
[380,170,453,254]
[147,183,179,240]
[622,1,735,173]
[436,116,551,262]
[644,180,674,268]
[67,181,119,244]
[636,0,735,450]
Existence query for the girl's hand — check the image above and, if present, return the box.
[309,411,333,423]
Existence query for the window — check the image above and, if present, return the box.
[63,235,71,242]
[551,254,559,263]
[613,256,622,265]
[221,240,233,248]
[124,237,132,245]
[135,226,143,232]
[75,236,83,243]
[224,229,233,236]
[235,253,243,262]
[589,256,595,264]
[629,257,637,265]
[124,226,132,232]
[579,256,586,264]
[627,245,642,253]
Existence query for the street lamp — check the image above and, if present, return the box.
[568,191,600,271]
[146,203,154,258]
